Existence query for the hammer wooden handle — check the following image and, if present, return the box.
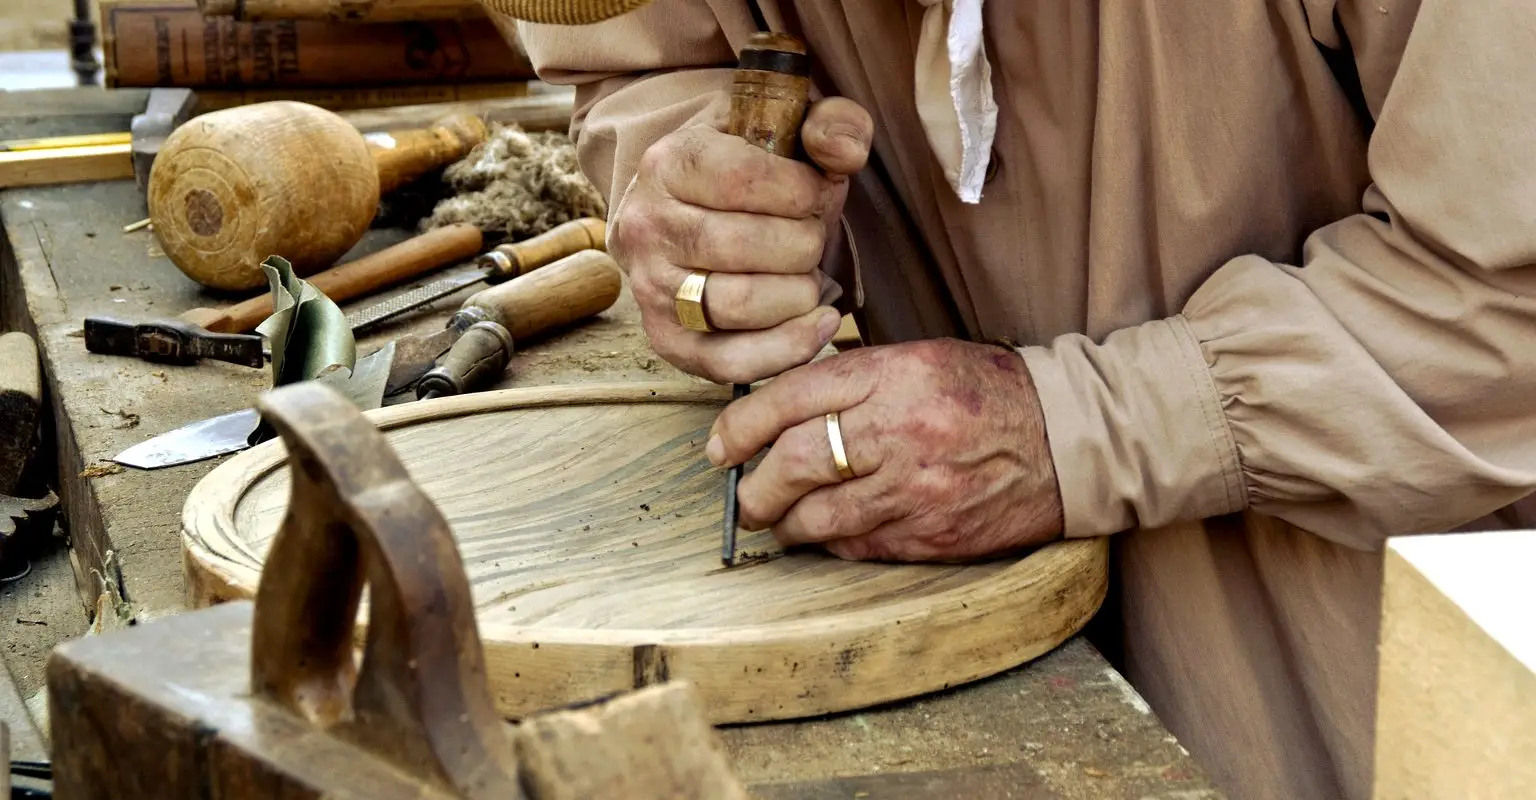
[181,223,484,334]
[465,249,623,343]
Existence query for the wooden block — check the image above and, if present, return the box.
[517,682,748,800]
[49,603,466,799]
[1374,530,1536,799]
[0,144,133,190]
[831,313,863,349]
[49,383,751,799]
[0,332,41,494]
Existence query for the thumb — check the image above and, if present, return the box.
[801,97,874,176]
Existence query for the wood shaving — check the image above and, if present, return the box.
[79,463,124,479]
[422,123,607,239]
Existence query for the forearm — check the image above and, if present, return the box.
[506,0,743,206]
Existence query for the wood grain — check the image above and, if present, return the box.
[150,102,486,291]
[1373,532,1536,799]
[339,92,575,136]
[183,382,1109,724]
[483,218,606,280]
[469,250,622,341]
[367,113,488,194]
[0,144,132,189]
[180,223,484,333]
[149,101,380,291]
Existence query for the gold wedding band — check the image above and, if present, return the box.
[674,270,714,333]
[827,412,856,481]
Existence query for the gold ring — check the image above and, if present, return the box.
[827,412,856,481]
[674,270,713,333]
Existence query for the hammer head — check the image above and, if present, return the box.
[130,88,199,191]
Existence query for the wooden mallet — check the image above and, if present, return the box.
[148,102,488,292]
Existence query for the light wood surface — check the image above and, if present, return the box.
[149,102,488,292]
[338,93,575,135]
[182,382,1109,724]
[484,218,606,280]
[1373,531,1536,799]
[0,144,132,189]
[149,102,381,291]
[469,250,621,340]
[181,223,484,333]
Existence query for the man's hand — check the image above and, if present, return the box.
[608,96,874,384]
[705,339,1066,562]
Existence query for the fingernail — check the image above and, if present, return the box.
[817,310,842,344]
[706,435,725,467]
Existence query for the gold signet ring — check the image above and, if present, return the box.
[674,270,714,333]
[827,412,856,481]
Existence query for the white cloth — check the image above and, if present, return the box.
[913,0,997,204]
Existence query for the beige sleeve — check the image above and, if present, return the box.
[1020,0,1536,550]
[506,0,753,208]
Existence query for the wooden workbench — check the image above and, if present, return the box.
[0,88,1222,798]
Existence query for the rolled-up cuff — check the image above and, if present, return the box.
[1018,316,1247,537]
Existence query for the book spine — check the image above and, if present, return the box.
[100,1,534,89]
[197,0,486,23]
[191,81,532,112]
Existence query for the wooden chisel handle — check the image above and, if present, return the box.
[367,113,489,195]
[180,223,484,334]
[477,217,607,282]
[463,249,622,342]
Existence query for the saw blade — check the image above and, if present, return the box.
[345,271,485,335]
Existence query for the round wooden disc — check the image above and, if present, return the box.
[183,382,1108,724]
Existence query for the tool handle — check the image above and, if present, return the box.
[417,321,514,399]
[721,32,814,564]
[249,382,519,797]
[477,217,607,282]
[367,112,489,194]
[181,223,484,334]
[463,249,623,342]
[728,32,812,159]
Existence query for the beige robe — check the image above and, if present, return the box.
[505,2,1536,797]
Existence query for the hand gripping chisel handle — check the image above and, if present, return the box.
[721,32,814,566]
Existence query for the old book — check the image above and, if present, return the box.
[100,0,534,89]
[192,81,531,112]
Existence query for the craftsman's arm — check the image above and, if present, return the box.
[1021,0,1536,549]
[501,0,760,207]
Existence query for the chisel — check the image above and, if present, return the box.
[720,32,814,566]
[111,251,623,470]
[345,217,607,336]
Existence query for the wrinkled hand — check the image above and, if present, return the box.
[705,339,1065,562]
[608,96,874,384]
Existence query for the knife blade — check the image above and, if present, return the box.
[110,341,396,470]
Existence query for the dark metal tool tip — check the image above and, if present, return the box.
[721,382,750,567]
